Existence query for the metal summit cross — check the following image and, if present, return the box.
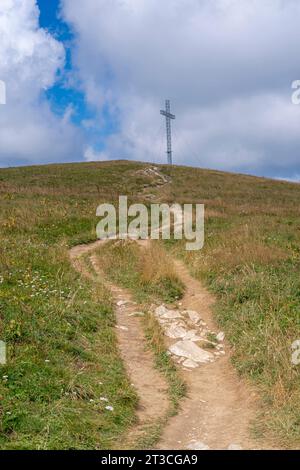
[160,99,176,165]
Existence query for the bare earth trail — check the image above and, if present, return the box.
[155,255,262,450]
[70,241,169,449]
[70,238,275,450]
[69,166,276,450]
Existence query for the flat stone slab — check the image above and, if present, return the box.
[184,310,201,324]
[169,340,213,363]
[165,323,187,339]
[183,330,202,342]
[155,305,182,320]
[182,358,198,369]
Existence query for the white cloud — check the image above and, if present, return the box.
[84,146,109,162]
[62,0,300,177]
[0,0,83,166]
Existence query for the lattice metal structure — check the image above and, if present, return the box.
[160,100,176,165]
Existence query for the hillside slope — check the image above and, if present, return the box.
[0,161,299,449]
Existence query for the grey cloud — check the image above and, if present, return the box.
[61,0,300,179]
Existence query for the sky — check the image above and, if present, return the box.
[1,0,300,180]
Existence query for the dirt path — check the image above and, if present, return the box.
[69,167,275,450]
[155,257,265,450]
[70,238,275,450]
[70,242,169,449]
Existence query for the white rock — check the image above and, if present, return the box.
[183,330,202,342]
[165,323,187,339]
[169,340,214,363]
[105,405,114,412]
[155,305,166,316]
[117,300,129,307]
[128,311,145,317]
[187,440,210,450]
[216,332,225,342]
[157,318,169,325]
[116,325,128,331]
[155,305,182,319]
[184,310,201,324]
[161,310,182,320]
[227,444,243,450]
[182,358,198,369]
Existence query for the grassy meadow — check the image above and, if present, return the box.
[0,161,299,448]
[161,165,300,447]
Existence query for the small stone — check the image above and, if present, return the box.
[128,311,145,317]
[182,358,198,369]
[116,325,128,331]
[100,397,109,402]
[227,444,243,450]
[155,305,168,316]
[187,440,210,450]
[105,405,114,412]
[117,300,129,307]
[216,332,225,342]
[185,310,201,324]
[155,305,182,319]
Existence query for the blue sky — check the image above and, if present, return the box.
[1,0,300,180]
[37,0,116,155]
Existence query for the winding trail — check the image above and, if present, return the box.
[69,166,275,450]
[70,241,169,448]
[70,239,274,450]
[155,256,261,450]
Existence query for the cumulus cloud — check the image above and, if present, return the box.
[84,146,109,162]
[62,0,300,178]
[0,0,83,167]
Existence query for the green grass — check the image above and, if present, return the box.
[0,161,149,449]
[1,160,300,448]
[161,166,300,448]
[95,240,184,304]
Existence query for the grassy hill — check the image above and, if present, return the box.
[0,161,299,449]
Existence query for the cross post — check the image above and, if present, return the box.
[160,100,176,165]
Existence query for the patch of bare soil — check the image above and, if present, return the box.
[70,241,169,449]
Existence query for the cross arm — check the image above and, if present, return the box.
[160,110,176,120]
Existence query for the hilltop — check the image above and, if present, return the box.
[0,160,299,449]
